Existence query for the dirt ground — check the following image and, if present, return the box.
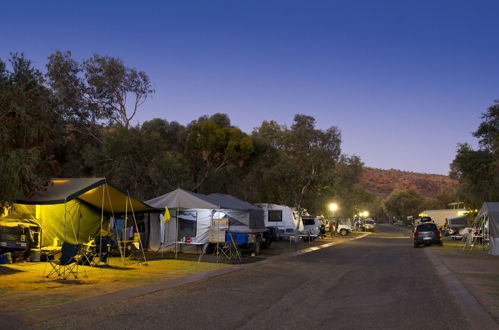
[0,233,359,314]
[431,239,499,322]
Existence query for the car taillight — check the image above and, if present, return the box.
[414,232,420,236]
[434,230,440,235]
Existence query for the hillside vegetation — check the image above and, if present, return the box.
[361,167,458,200]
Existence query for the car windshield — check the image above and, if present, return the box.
[365,220,374,225]
[416,223,437,232]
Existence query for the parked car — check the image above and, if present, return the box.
[362,219,376,232]
[413,223,443,248]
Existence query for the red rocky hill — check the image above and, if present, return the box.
[361,167,458,199]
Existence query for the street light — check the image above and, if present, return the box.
[329,203,338,213]
[361,210,369,218]
[328,203,339,236]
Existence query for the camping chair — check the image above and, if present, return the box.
[45,242,87,280]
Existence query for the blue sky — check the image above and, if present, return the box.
[2,0,498,174]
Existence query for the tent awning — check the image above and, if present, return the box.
[15,178,155,213]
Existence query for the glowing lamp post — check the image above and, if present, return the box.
[328,203,338,236]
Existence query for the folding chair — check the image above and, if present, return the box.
[46,242,86,280]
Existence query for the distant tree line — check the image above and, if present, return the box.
[0,51,373,217]
[1,51,496,219]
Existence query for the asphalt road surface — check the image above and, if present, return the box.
[32,224,471,329]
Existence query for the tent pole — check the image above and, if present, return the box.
[127,192,147,264]
[98,184,105,264]
[104,181,124,263]
[175,207,179,259]
[123,192,128,265]
[64,198,67,243]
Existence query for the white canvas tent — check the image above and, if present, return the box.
[475,202,499,256]
[256,203,303,238]
[145,189,218,251]
[145,189,265,252]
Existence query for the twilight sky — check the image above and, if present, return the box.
[2,0,498,175]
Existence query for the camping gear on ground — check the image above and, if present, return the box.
[45,242,86,280]
[0,252,12,264]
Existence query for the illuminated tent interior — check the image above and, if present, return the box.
[3,178,155,247]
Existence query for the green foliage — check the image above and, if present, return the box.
[473,102,499,154]
[186,114,254,192]
[84,124,192,200]
[0,54,59,206]
[47,50,154,129]
[450,143,499,207]
[383,189,425,218]
[251,114,343,214]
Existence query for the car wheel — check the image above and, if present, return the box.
[438,241,443,247]
[414,243,419,248]
[339,229,348,236]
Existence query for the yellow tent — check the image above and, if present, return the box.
[4,178,155,247]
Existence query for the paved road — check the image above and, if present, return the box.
[32,225,471,329]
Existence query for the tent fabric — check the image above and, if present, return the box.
[145,189,266,250]
[145,188,219,209]
[477,202,499,255]
[6,200,106,246]
[204,194,265,230]
[16,178,155,213]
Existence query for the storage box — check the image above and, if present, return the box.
[209,229,226,243]
[226,233,248,244]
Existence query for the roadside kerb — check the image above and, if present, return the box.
[424,247,498,329]
[1,233,369,328]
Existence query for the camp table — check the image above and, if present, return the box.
[174,241,206,262]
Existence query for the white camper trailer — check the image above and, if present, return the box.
[419,209,466,228]
[146,189,270,255]
[256,203,303,239]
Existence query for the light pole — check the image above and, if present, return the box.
[328,203,338,236]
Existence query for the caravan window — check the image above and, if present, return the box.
[302,218,315,226]
[268,210,283,222]
[178,211,197,239]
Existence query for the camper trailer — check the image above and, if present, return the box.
[419,209,466,228]
[256,203,303,239]
[146,189,270,256]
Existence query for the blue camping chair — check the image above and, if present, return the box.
[46,242,86,280]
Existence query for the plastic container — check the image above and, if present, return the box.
[226,233,248,244]
[30,249,41,262]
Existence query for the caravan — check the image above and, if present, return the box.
[256,203,303,240]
